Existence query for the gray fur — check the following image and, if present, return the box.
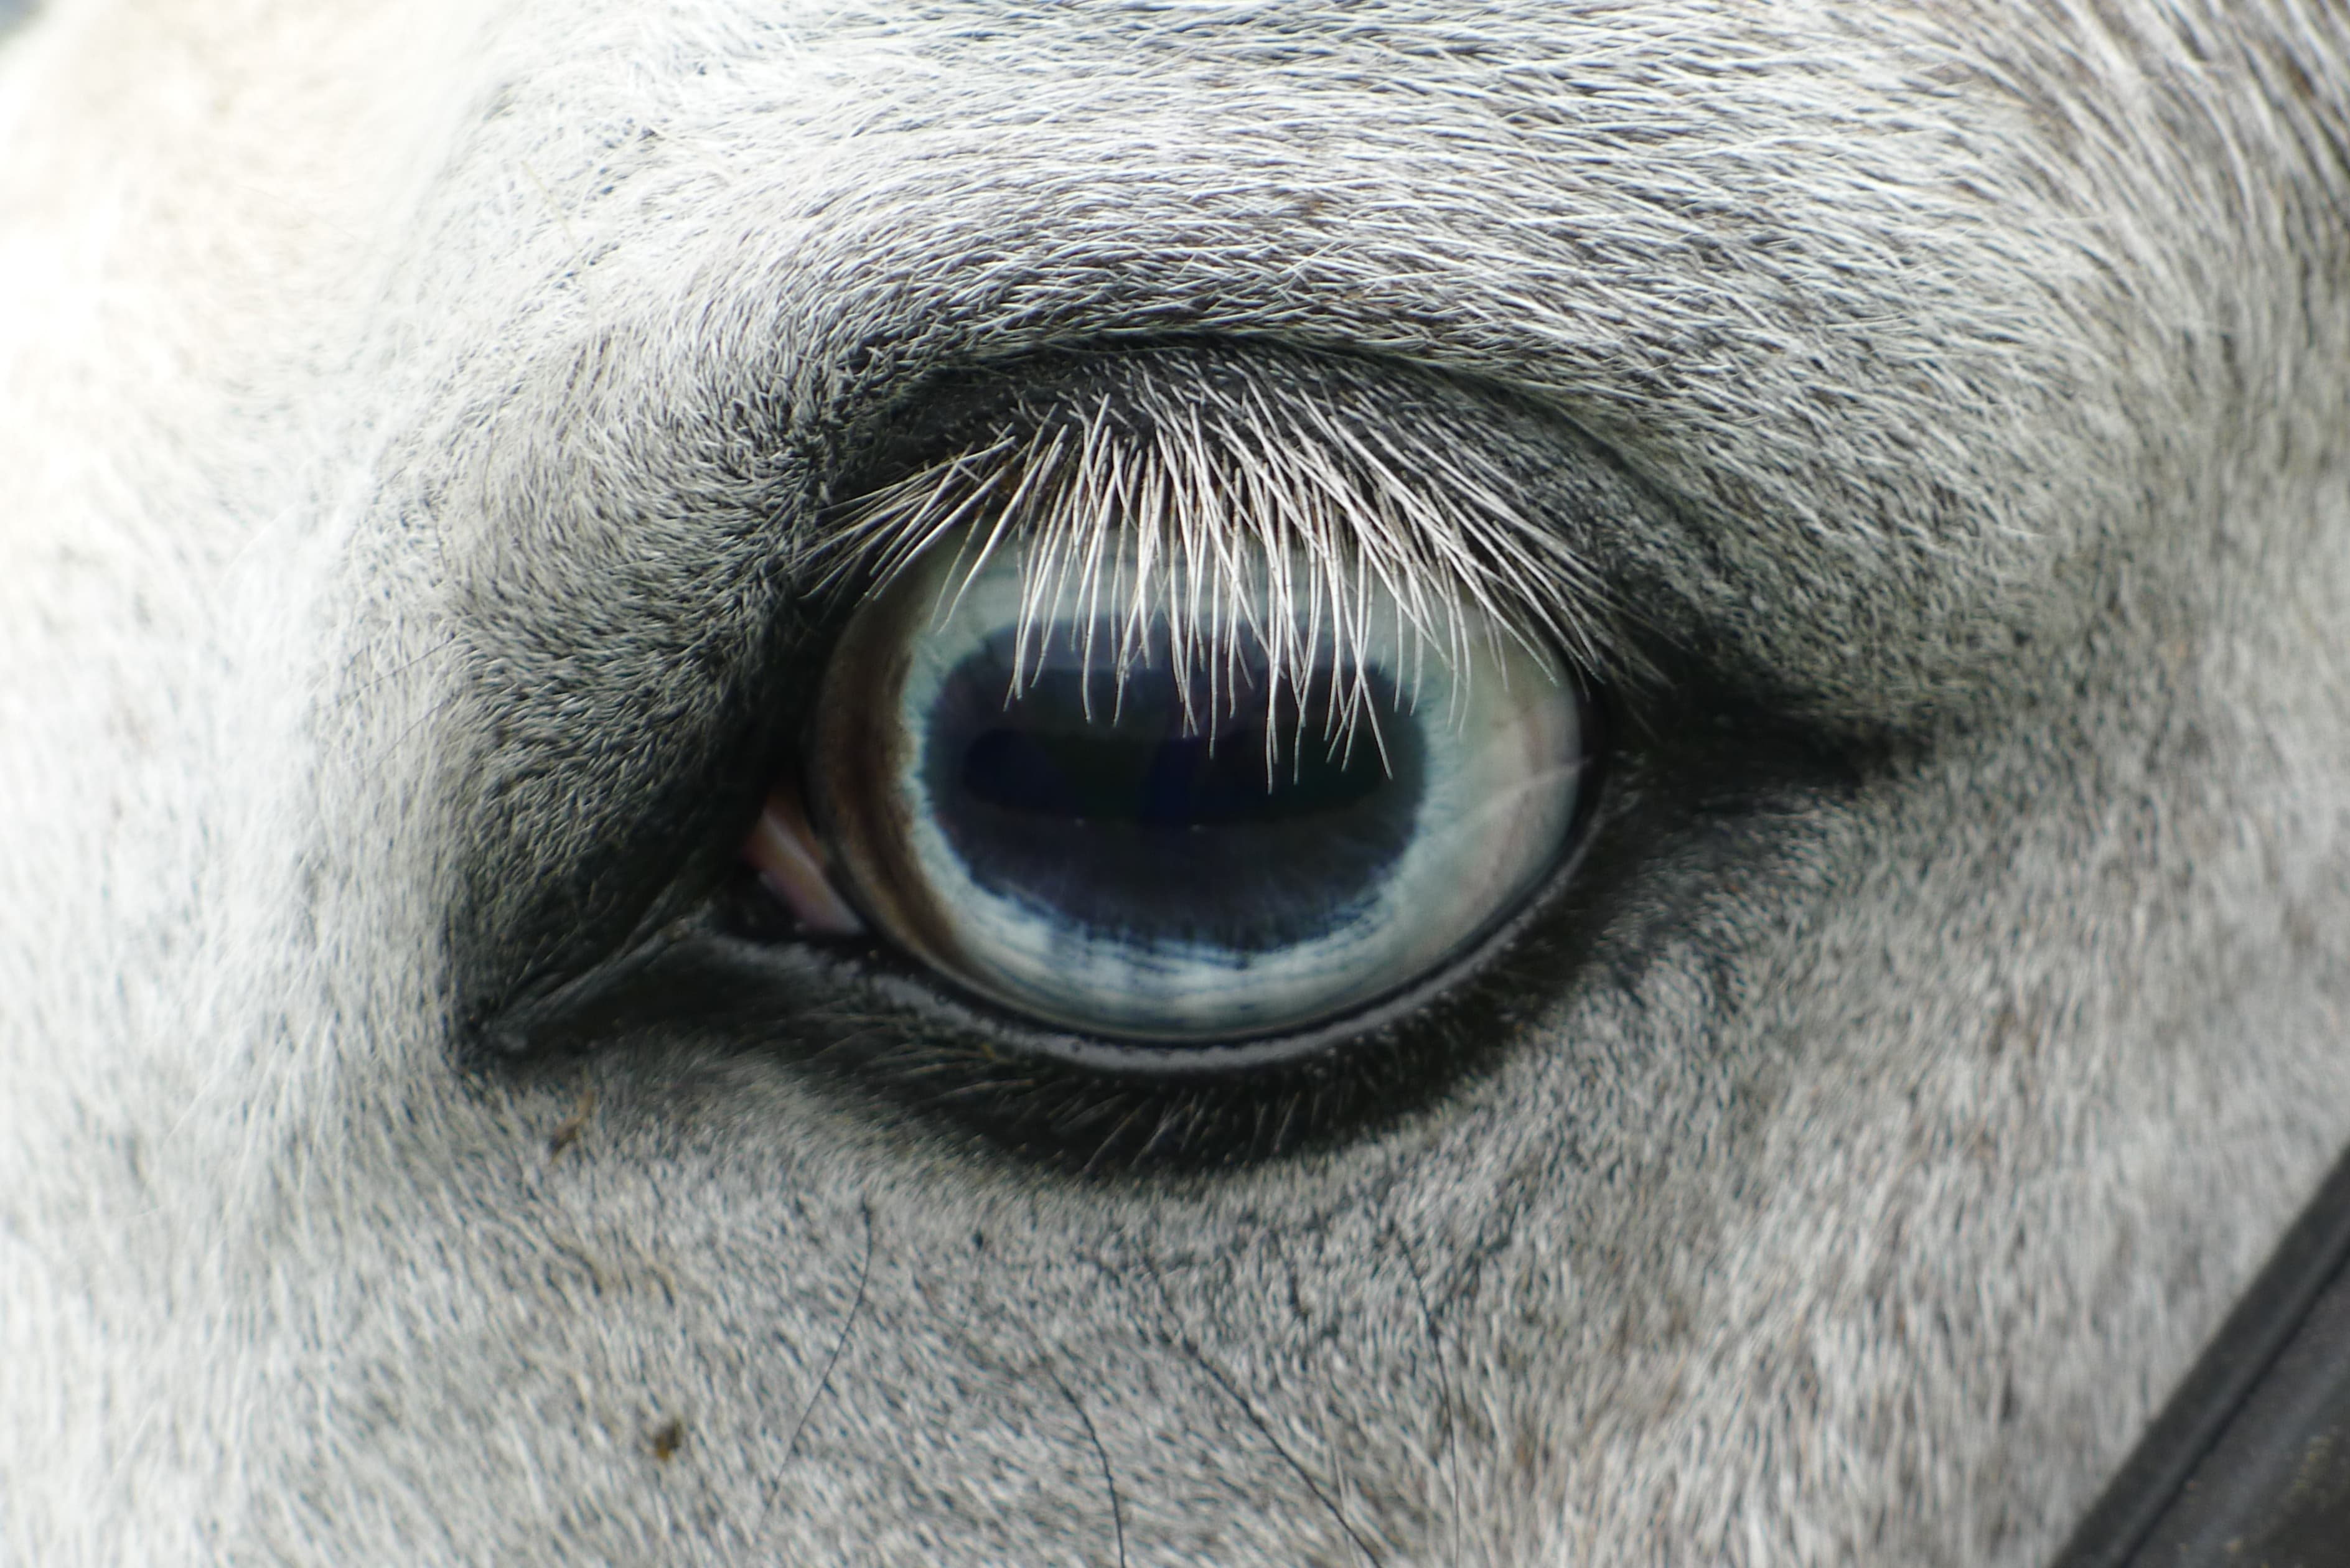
[3,0,2348,1563]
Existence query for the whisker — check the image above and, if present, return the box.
[1038,1358,1130,1568]
[1387,1220,1465,1568]
[1131,1243,1384,1568]
[754,1200,876,1542]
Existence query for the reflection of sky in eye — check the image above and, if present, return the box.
[0,1,32,37]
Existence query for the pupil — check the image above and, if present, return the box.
[957,684,1388,829]
[922,621,1424,954]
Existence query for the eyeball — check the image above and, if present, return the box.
[798,529,1589,1049]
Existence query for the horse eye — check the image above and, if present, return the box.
[752,524,1592,1065]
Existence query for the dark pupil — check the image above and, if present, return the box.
[924,622,1425,954]
[958,691,1387,828]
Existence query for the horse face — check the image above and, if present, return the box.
[5,2,2347,1561]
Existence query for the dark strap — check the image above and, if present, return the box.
[2053,1141,2350,1568]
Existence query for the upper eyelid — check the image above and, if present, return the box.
[404,12,2099,737]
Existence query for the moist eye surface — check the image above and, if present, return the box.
[930,630,1410,945]
[932,620,1424,946]
[801,527,1588,1044]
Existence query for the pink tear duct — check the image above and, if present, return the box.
[744,783,866,937]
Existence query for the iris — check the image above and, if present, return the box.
[806,530,1587,1045]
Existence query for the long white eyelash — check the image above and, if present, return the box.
[809,360,1622,760]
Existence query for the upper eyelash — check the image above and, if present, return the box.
[799,348,1641,749]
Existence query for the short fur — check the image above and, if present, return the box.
[3,1,2347,1563]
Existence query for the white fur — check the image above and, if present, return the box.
[4,1,2348,1562]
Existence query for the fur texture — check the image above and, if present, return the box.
[3,1,2348,1562]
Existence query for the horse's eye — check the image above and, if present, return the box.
[758,523,1592,1066]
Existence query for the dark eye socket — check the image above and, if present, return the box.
[475,341,1862,1173]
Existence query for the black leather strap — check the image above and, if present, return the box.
[2053,1142,2350,1568]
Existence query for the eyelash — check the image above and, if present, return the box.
[807,352,1635,695]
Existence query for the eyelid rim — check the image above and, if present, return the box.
[757,675,1606,1076]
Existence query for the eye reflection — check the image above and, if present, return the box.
[928,620,1425,956]
[800,529,1589,1048]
